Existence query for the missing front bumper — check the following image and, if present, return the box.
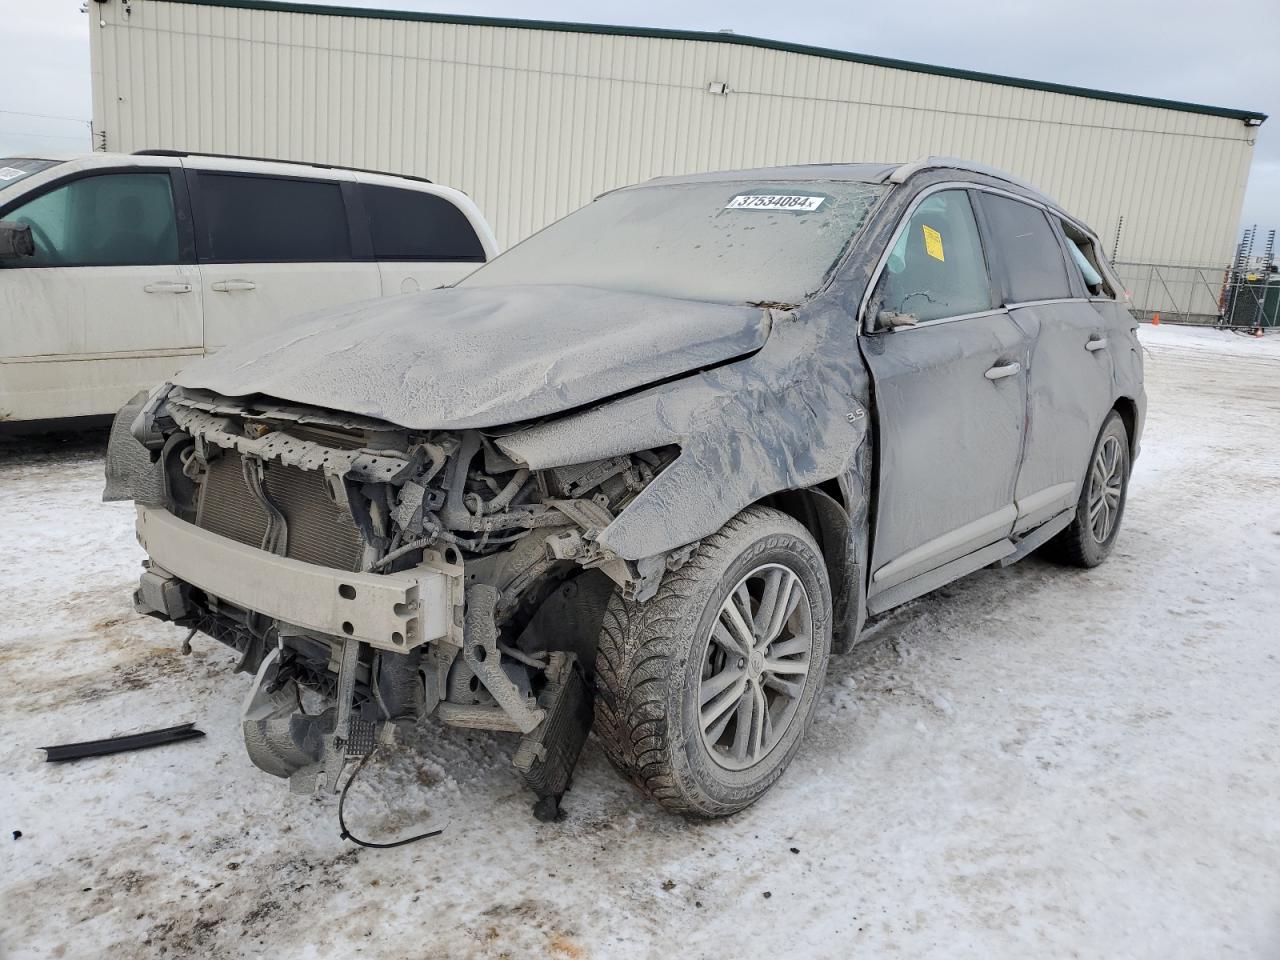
[134,505,463,652]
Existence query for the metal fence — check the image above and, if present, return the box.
[1112,261,1227,324]
[1113,260,1280,327]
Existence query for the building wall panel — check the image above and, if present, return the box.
[89,1,1259,287]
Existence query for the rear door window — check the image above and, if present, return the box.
[1,171,178,267]
[873,188,994,324]
[194,173,350,263]
[979,193,1072,303]
[361,185,485,261]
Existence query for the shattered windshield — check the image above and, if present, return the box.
[462,179,886,305]
[0,158,62,193]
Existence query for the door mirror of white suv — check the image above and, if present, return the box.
[0,220,34,260]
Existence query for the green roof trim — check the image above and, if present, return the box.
[164,0,1267,124]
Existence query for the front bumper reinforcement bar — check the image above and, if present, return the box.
[135,505,462,653]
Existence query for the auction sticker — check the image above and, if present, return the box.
[725,194,825,212]
[922,224,945,262]
[0,167,26,181]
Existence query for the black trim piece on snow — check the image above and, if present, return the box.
[157,0,1268,124]
[40,723,206,762]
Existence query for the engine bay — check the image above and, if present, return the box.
[114,385,682,819]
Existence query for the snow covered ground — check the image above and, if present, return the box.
[1,325,1278,959]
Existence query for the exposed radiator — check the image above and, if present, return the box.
[195,451,366,572]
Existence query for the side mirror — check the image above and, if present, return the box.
[0,221,34,260]
[877,309,918,331]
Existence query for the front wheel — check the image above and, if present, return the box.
[1046,410,1131,568]
[594,506,832,817]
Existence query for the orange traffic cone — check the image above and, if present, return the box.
[1151,313,1161,326]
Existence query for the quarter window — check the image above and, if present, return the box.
[195,173,350,262]
[873,189,993,324]
[980,194,1072,303]
[361,185,485,261]
[2,172,178,267]
[1056,217,1114,297]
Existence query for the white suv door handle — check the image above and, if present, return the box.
[211,279,257,292]
[1086,337,1108,352]
[984,361,1021,381]
[144,281,193,294]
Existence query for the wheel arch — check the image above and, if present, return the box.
[756,481,866,653]
[1112,395,1139,458]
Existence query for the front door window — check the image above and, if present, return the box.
[874,189,993,324]
[3,172,178,267]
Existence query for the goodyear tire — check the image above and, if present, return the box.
[594,506,832,817]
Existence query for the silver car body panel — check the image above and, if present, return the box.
[171,283,771,432]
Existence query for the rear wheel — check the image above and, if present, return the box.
[1046,410,1130,567]
[594,506,832,817]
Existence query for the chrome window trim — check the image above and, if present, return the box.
[1007,297,1128,309]
[1005,297,1087,308]
[878,307,1011,333]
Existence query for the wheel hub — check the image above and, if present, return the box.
[697,562,814,772]
[1087,434,1125,544]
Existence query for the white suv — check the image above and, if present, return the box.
[0,151,498,423]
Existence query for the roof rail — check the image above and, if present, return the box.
[132,149,432,183]
[887,156,1057,204]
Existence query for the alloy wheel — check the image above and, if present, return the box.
[697,563,814,771]
[1088,435,1124,543]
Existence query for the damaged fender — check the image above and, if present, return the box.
[496,307,871,561]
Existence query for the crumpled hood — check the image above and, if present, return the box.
[173,284,770,430]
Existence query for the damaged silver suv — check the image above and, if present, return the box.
[107,157,1145,819]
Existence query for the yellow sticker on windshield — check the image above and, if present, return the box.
[922,225,945,262]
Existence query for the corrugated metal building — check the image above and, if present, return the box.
[88,0,1266,313]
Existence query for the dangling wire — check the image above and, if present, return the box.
[337,742,445,849]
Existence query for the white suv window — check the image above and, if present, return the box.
[3,172,178,267]
[361,184,485,262]
[195,173,350,263]
[0,158,64,194]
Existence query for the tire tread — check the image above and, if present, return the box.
[593,506,828,815]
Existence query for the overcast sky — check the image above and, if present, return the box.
[2,0,1277,239]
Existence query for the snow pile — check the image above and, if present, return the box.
[2,338,1278,958]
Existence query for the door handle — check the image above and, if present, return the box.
[984,361,1021,381]
[144,281,193,294]
[1085,337,1108,352]
[211,279,257,292]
